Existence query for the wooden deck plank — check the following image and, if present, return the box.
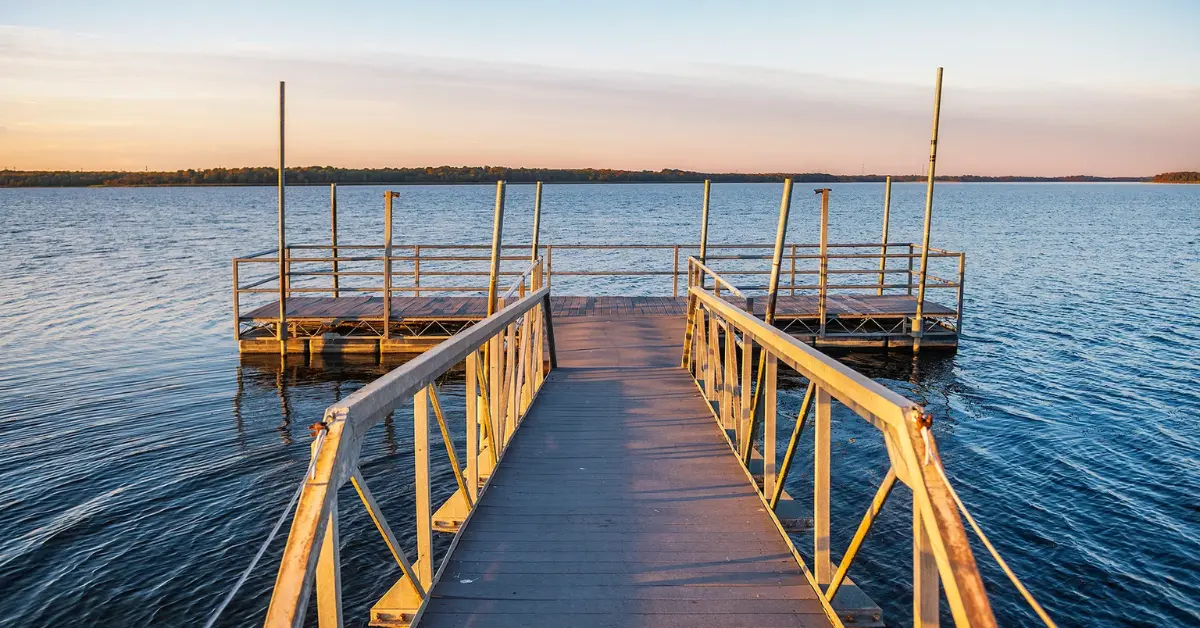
[416,316,831,628]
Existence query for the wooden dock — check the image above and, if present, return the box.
[408,315,832,627]
[261,280,996,628]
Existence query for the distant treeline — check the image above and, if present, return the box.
[0,166,1161,187]
[1151,171,1200,183]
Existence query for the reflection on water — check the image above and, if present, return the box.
[1,183,1197,627]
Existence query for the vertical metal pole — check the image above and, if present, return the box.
[413,245,421,297]
[907,244,915,296]
[232,260,241,342]
[814,386,832,583]
[816,188,830,338]
[383,191,396,339]
[672,244,680,298]
[914,67,944,353]
[330,183,339,298]
[698,179,711,263]
[762,353,778,498]
[878,175,892,295]
[789,243,797,296]
[413,387,432,587]
[487,181,506,316]
[956,252,966,338]
[277,81,287,354]
[765,179,793,325]
[531,181,543,261]
[466,351,479,500]
[745,179,792,431]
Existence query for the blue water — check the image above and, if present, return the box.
[0,183,1196,626]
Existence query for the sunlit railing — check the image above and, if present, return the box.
[262,261,555,627]
[681,272,996,626]
[232,242,964,342]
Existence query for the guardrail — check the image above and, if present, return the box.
[263,282,555,626]
[233,242,964,341]
[681,281,996,626]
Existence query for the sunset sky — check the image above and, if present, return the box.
[2,1,1197,176]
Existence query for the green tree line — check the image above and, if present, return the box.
[1151,171,1200,183]
[0,166,1157,187]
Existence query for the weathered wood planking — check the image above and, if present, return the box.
[242,295,955,322]
[414,316,832,628]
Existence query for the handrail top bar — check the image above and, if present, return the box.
[264,241,956,251]
[690,287,919,426]
[329,287,548,432]
[500,259,542,300]
[687,257,746,298]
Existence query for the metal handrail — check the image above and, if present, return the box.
[681,287,996,626]
[264,287,555,626]
[232,241,966,342]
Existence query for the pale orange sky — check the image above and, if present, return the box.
[2,2,1198,176]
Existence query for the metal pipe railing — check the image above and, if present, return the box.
[263,288,555,626]
[231,241,966,341]
[680,287,997,626]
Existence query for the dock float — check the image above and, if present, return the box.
[260,276,996,627]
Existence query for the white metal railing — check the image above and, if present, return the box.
[262,278,555,626]
[682,285,996,627]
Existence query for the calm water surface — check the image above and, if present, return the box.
[0,183,1196,626]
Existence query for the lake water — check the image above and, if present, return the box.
[0,183,1196,626]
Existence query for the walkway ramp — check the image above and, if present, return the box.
[416,316,830,627]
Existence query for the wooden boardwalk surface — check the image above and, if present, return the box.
[415,316,831,628]
[243,294,954,321]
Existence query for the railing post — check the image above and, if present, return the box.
[383,191,397,339]
[331,183,339,298]
[542,292,558,370]
[672,244,680,298]
[486,181,507,317]
[878,175,892,296]
[762,353,778,497]
[790,243,797,296]
[232,260,241,342]
[698,179,711,263]
[956,253,966,335]
[738,331,752,462]
[413,245,421,298]
[914,67,944,354]
[814,385,832,583]
[531,181,543,261]
[545,245,552,290]
[277,81,287,355]
[315,498,343,628]
[914,507,940,627]
[908,243,915,297]
[413,387,433,587]
[815,188,830,339]
[466,350,479,499]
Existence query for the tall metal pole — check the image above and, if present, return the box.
[486,181,507,316]
[746,178,793,456]
[383,191,396,339]
[331,183,339,298]
[698,179,711,263]
[764,178,793,325]
[277,80,287,355]
[913,67,944,353]
[816,188,831,338]
[531,181,543,261]
[877,175,892,295]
